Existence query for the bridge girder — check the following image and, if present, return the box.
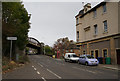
[26,37,42,54]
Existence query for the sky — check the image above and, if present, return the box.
[23,1,102,47]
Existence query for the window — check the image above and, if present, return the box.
[70,49,73,52]
[72,55,78,57]
[77,31,79,39]
[103,4,106,13]
[76,18,79,24]
[91,51,94,57]
[66,50,68,52]
[103,49,107,57]
[77,31,79,42]
[94,24,98,35]
[93,9,97,18]
[87,55,94,59]
[68,55,70,58]
[103,20,108,32]
[82,56,86,59]
[83,50,86,54]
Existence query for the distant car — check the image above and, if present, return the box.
[78,54,99,66]
[64,53,79,62]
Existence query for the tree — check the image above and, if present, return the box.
[53,37,76,57]
[2,2,31,59]
[45,45,53,56]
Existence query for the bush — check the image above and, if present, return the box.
[2,57,18,72]
[18,55,29,64]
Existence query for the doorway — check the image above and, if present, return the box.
[116,49,120,65]
[95,50,98,59]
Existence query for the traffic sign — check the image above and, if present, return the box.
[6,37,17,61]
[7,37,17,40]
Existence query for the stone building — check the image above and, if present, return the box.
[75,1,120,64]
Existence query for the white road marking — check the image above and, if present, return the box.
[38,63,43,67]
[47,69,62,79]
[73,67,85,71]
[55,62,65,66]
[40,65,43,67]
[102,66,119,70]
[34,68,37,71]
[72,67,96,74]
[86,70,96,74]
[42,77,46,81]
[80,69,86,71]
[37,71,40,74]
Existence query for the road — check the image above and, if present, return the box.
[2,55,119,80]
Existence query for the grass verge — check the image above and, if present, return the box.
[2,55,30,74]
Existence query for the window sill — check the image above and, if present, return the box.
[77,39,79,42]
[103,31,108,34]
[93,16,97,19]
[76,23,82,26]
[93,34,98,37]
[76,23,80,26]
[102,12,107,15]
[76,24,79,26]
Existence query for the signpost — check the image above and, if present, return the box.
[7,37,17,61]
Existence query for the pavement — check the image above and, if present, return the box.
[55,58,120,71]
[99,64,120,70]
[2,55,119,80]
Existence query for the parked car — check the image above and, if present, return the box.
[78,54,99,66]
[64,53,79,62]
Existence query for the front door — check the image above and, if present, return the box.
[116,49,120,65]
[95,50,98,59]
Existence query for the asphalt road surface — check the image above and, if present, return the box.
[2,55,119,80]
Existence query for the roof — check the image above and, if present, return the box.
[80,2,106,18]
[75,2,106,18]
[75,9,84,18]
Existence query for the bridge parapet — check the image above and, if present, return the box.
[27,37,43,54]
[28,37,41,47]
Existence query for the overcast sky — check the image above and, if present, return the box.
[23,1,102,46]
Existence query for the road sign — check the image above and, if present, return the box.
[6,37,17,61]
[7,37,17,40]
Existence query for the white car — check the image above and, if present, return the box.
[64,53,79,62]
[78,54,99,66]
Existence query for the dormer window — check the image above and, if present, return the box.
[76,18,79,25]
[93,9,97,18]
[103,4,106,13]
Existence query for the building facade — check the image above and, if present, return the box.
[64,48,80,56]
[75,1,120,64]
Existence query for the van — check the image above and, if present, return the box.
[64,53,79,62]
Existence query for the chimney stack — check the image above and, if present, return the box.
[84,3,91,13]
